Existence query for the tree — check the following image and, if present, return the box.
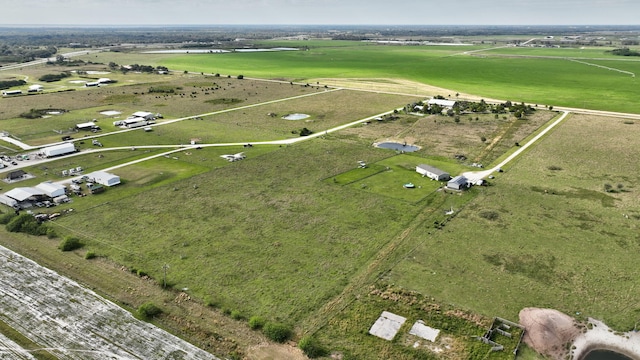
[604,183,613,192]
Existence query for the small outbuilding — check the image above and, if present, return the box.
[416,164,450,181]
[28,85,44,92]
[88,171,120,187]
[6,170,26,181]
[447,175,469,190]
[75,121,96,131]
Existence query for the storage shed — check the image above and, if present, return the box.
[5,187,44,202]
[447,175,469,190]
[89,171,120,187]
[416,164,450,181]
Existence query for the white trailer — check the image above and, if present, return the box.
[42,143,76,157]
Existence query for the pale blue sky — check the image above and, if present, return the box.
[2,0,638,25]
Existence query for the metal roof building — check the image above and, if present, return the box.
[416,164,450,181]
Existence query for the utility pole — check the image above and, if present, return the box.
[162,264,169,288]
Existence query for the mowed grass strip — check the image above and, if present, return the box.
[390,113,640,331]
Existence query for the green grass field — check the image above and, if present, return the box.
[389,113,640,331]
[144,42,640,113]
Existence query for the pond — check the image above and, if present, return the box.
[282,113,310,120]
[375,142,420,152]
[583,349,634,360]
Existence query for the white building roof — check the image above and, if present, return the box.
[35,182,66,197]
[28,85,43,90]
[89,171,121,186]
[76,121,96,128]
[132,111,153,118]
[428,99,456,107]
[5,187,44,202]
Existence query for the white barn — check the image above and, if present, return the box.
[416,164,450,181]
[35,182,66,198]
[89,171,120,187]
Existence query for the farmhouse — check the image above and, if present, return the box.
[447,175,470,190]
[88,171,120,187]
[42,143,76,158]
[428,98,456,108]
[416,164,450,181]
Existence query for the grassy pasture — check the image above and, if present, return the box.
[389,113,640,331]
[154,41,640,113]
[52,137,422,324]
[0,68,331,146]
[92,89,421,147]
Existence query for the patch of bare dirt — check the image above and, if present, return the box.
[519,307,581,359]
[245,342,308,360]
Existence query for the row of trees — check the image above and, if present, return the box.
[410,98,537,118]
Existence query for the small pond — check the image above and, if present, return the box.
[583,349,634,360]
[375,142,420,152]
[283,113,310,120]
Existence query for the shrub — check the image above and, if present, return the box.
[203,295,220,308]
[0,212,17,225]
[138,302,162,319]
[46,228,57,239]
[263,322,293,343]
[298,335,327,358]
[85,251,96,259]
[479,210,500,221]
[230,310,244,320]
[58,236,83,251]
[248,316,266,330]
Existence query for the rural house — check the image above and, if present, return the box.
[416,164,450,181]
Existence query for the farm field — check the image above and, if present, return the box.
[119,41,640,113]
[0,38,639,360]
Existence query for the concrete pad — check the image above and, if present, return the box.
[409,320,440,342]
[369,311,406,341]
[100,110,122,116]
